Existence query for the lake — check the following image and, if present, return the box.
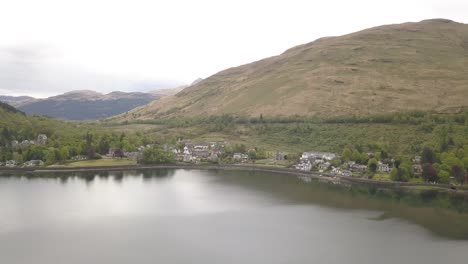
[0,169,467,264]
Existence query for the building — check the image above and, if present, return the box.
[11,140,19,148]
[125,152,141,161]
[5,160,17,167]
[331,167,353,177]
[71,155,88,161]
[24,160,44,167]
[20,140,32,148]
[412,164,423,177]
[275,151,285,161]
[37,134,48,145]
[301,151,336,161]
[349,163,367,172]
[377,162,391,173]
[107,148,125,158]
[318,162,331,171]
[208,153,219,163]
[295,160,312,171]
[233,153,249,162]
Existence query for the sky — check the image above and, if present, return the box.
[0,0,467,97]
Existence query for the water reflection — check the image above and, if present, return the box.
[1,169,468,264]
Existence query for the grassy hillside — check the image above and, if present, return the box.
[113,19,468,121]
[105,111,468,157]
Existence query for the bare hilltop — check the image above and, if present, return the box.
[115,19,468,121]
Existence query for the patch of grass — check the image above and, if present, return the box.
[373,173,392,181]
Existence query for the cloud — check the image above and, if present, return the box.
[0,45,183,98]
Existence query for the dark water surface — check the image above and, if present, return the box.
[0,169,467,264]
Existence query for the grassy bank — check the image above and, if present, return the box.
[50,159,137,168]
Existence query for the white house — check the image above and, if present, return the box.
[24,160,44,167]
[295,160,312,171]
[301,151,336,161]
[5,160,17,167]
[377,162,391,173]
[37,134,48,145]
[318,162,331,171]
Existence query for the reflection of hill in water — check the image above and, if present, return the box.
[3,168,468,239]
[30,169,176,185]
[203,169,468,240]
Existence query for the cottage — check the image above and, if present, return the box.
[295,160,312,171]
[20,140,31,148]
[11,140,19,148]
[350,164,367,172]
[331,167,341,175]
[37,134,48,145]
[108,148,125,158]
[342,170,353,177]
[208,153,219,163]
[24,160,44,167]
[319,162,331,171]
[233,153,249,162]
[275,151,285,161]
[192,144,210,159]
[412,164,422,177]
[125,152,141,161]
[183,152,193,162]
[71,155,88,161]
[5,160,17,167]
[301,151,336,161]
[194,144,209,150]
[378,162,391,173]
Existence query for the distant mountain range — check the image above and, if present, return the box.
[1,86,185,120]
[113,19,468,121]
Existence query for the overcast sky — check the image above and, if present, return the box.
[1,0,467,97]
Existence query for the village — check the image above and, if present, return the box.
[0,133,428,182]
[0,134,48,168]
[293,150,423,179]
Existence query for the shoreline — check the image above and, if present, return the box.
[1,163,467,192]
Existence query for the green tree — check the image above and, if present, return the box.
[45,149,56,165]
[463,156,468,170]
[12,152,23,164]
[59,147,70,161]
[141,147,175,164]
[368,158,378,173]
[390,167,409,182]
[248,150,257,160]
[341,147,352,162]
[421,147,436,164]
[438,170,450,184]
[352,150,361,163]
[452,165,466,185]
[360,153,369,164]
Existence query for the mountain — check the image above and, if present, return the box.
[117,19,468,121]
[0,95,35,106]
[13,90,161,120]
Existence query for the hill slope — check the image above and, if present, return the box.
[0,96,35,106]
[119,19,468,120]
[13,90,160,120]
